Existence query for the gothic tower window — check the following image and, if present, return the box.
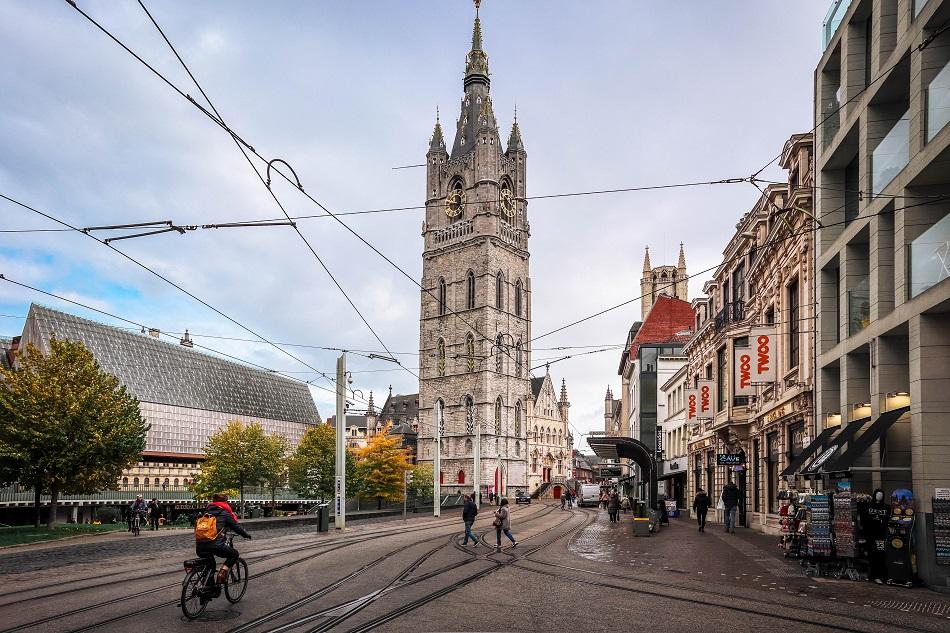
[515,280,523,316]
[494,397,502,434]
[496,271,504,309]
[515,340,523,377]
[466,333,476,372]
[437,338,446,376]
[465,395,474,433]
[438,277,447,316]
[466,270,476,309]
[515,401,522,437]
[495,334,504,373]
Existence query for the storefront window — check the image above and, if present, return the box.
[706,449,715,496]
[694,454,703,495]
[752,438,761,513]
[767,432,779,514]
[716,347,727,411]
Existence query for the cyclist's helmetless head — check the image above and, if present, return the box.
[212,493,229,502]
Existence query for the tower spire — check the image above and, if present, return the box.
[678,242,686,271]
[429,106,445,153]
[642,246,652,273]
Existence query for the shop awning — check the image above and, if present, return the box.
[799,415,871,477]
[825,406,910,473]
[779,425,837,478]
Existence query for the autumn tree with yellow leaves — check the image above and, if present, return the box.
[352,423,412,510]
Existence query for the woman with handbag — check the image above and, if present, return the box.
[493,498,517,549]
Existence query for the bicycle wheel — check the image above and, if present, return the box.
[132,518,140,536]
[224,559,248,603]
[180,569,208,619]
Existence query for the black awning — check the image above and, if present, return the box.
[825,406,910,473]
[799,416,871,476]
[780,425,837,478]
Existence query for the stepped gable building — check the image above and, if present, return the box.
[640,244,689,320]
[17,304,320,487]
[525,370,572,498]
[416,4,531,496]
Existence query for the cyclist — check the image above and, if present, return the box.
[196,492,251,584]
[129,495,148,533]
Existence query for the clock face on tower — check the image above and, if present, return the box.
[445,184,466,218]
[500,182,514,217]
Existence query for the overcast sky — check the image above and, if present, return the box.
[0,0,831,449]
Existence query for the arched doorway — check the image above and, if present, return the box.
[457,469,466,485]
[553,485,562,499]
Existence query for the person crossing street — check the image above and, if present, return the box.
[461,493,479,546]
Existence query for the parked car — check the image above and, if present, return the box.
[515,490,531,505]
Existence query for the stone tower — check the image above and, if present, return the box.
[417,3,530,496]
[639,243,689,319]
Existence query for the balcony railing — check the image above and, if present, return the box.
[908,213,950,298]
[927,59,950,143]
[822,0,852,50]
[872,110,910,196]
[714,300,745,332]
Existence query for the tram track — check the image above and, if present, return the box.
[232,504,561,633]
[24,503,554,633]
[0,512,467,607]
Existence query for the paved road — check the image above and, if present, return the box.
[0,503,947,633]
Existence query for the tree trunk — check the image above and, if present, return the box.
[47,485,58,530]
[377,496,382,510]
[240,479,245,519]
[271,484,276,511]
[33,483,41,528]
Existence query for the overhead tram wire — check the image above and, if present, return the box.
[529,194,950,345]
[0,191,349,397]
[0,273,366,404]
[62,0,754,379]
[133,0,415,382]
[749,18,950,180]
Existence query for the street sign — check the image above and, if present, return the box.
[717,453,744,466]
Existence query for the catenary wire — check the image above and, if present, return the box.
[0,191,354,397]
[530,194,950,344]
[134,0,415,382]
[0,273,365,404]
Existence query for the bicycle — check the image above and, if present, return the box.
[180,535,249,619]
[131,511,144,536]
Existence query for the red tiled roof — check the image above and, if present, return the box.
[629,295,694,360]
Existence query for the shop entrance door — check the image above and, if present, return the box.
[553,486,562,499]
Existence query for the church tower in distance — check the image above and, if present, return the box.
[640,243,688,320]
[417,3,530,497]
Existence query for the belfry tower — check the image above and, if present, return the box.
[416,2,530,496]
[640,243,689,319]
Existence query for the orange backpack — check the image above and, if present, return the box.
[194,513,219,542]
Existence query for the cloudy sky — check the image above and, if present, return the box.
[0,0,831,448]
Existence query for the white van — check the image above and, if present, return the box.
[578,484,601,507]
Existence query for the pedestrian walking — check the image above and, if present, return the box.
[565,490,573,508]
[148,498,160,531]
[607,491,620,523]
[692,488,710,532]
[461,493,479,546]
[721,480,740,533]
[493,498,517,549]
[621,495,631,514]
[560,493,567,510]
[658,494,669,526]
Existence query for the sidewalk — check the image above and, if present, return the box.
[567,508,950,619]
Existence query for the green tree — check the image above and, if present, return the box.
[288,424,335,502]
[260,433,289,510]
[353,424,412,509]
[199,421,279,517]
[408,463,433,500]
[0,339,147,528]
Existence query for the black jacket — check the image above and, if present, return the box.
[721,483,740,508]
[148,501,160,517]
[462,499,478,522]
[200,503,250,544]
[692,492,711,511]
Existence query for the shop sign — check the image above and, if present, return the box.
[733,346,755,396]
[697,380,715,418]
[935,488,950,500]
[763,404,790,425]
[717,453,744,465]
[686,389,698,422]
[656,428,663,453]
[750,327,777,383]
